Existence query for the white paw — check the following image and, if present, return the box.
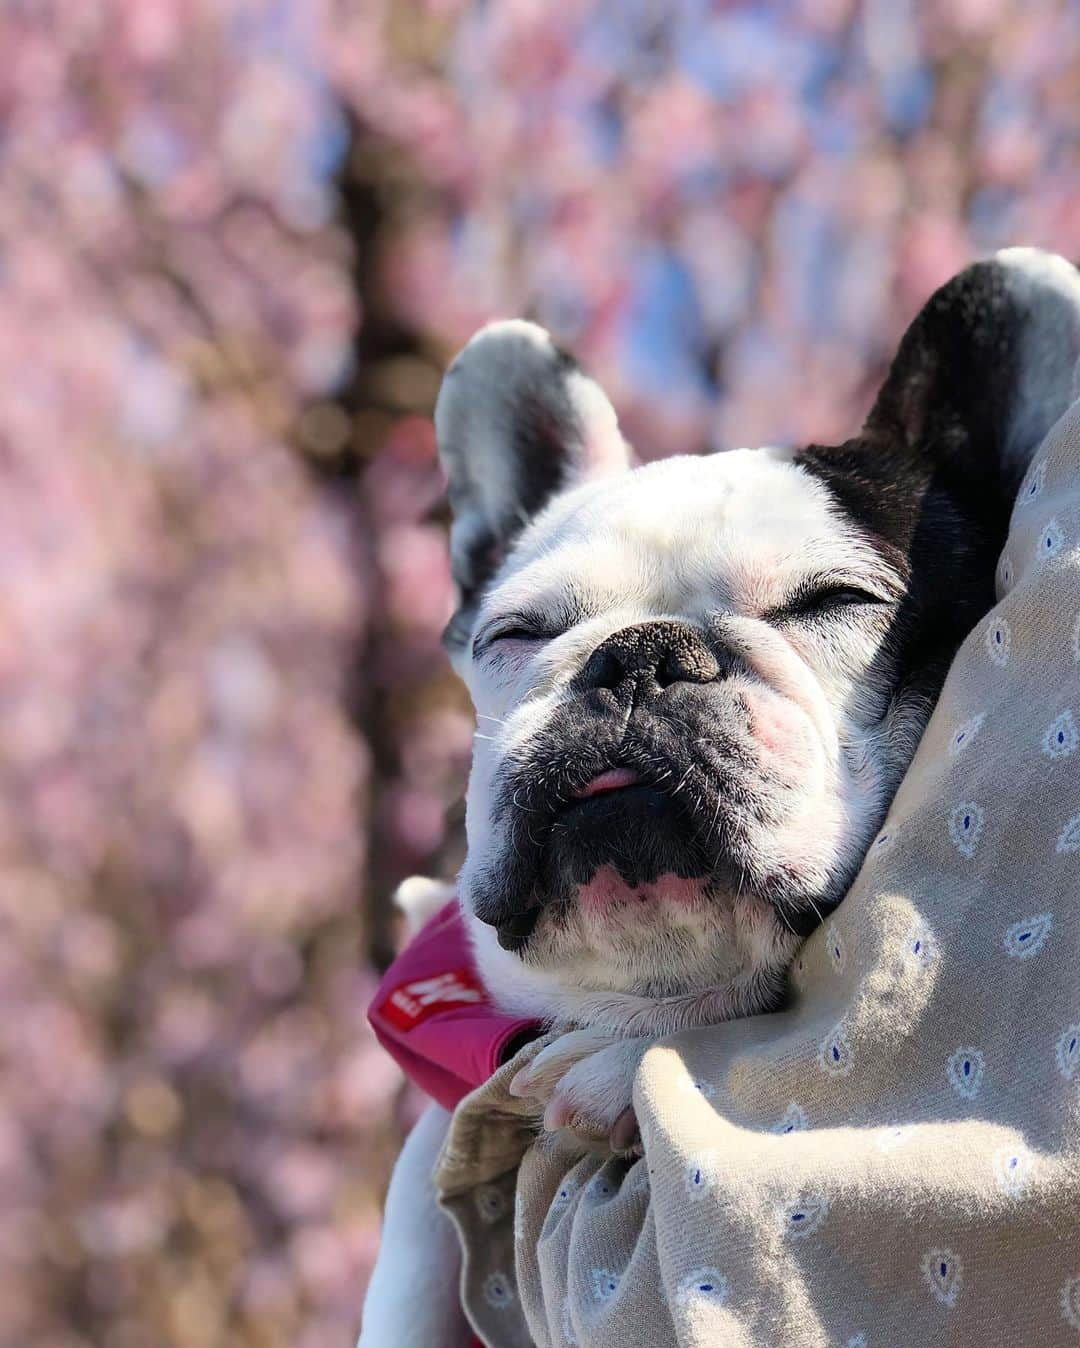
[392,875,457,937]
[510,1030,649,1153]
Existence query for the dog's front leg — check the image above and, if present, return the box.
[358,1103,473,1348]
[509,1028,651,1154]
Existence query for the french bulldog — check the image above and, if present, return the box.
[359,248,1080,1347]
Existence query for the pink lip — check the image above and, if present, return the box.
[573,767,641,799]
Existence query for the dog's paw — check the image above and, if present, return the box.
[392,875,457,938]
[509,1030,648,1154]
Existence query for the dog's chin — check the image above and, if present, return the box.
[540,786,721,929]
[477,783,730,955]
[541,784,726,894]
[568,864,712,914]
[469,851,799,1026]
[464,779,820,1018]
[470,761,851,965]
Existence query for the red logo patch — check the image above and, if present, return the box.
[378,968,487,1031]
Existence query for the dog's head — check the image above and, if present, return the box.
[436,248,1080,1028]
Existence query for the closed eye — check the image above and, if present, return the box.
[803,584,888,612]
[769,581,892,624]
[490,625,549,644]
[472,618,561,658]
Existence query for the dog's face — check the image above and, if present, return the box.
[458,449,910,1015]
[436,249,1080,1027]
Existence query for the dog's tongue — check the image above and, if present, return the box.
[574,767,640,799]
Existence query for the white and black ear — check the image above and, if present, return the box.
[435,320,631,651]
[861,247,1080,497]
[797,249,1080,754]
[800,248,1080,567]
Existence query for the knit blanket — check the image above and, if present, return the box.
[433,396,1080,1348]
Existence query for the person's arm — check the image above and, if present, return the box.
[358,1103,474,1348]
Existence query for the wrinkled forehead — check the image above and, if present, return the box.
[487,449,878,617]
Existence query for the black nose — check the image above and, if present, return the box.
[579,620,722,696]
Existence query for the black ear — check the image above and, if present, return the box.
[800,248,1080,555]
[863,247,1080,501]
[435,321,631,653]
[797,249,1080,756]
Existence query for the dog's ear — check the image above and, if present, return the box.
[800,248,1080,552]
[435,320,631,652]
[796,249,1080,742]
[865,248,1080,497]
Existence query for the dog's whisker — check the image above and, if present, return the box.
[512,788,543,814]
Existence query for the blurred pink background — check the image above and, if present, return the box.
[0,2,1076,1345]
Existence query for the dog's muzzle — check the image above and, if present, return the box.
[473,620,756,951]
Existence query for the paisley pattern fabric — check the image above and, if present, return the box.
[435,398,1080,1348]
